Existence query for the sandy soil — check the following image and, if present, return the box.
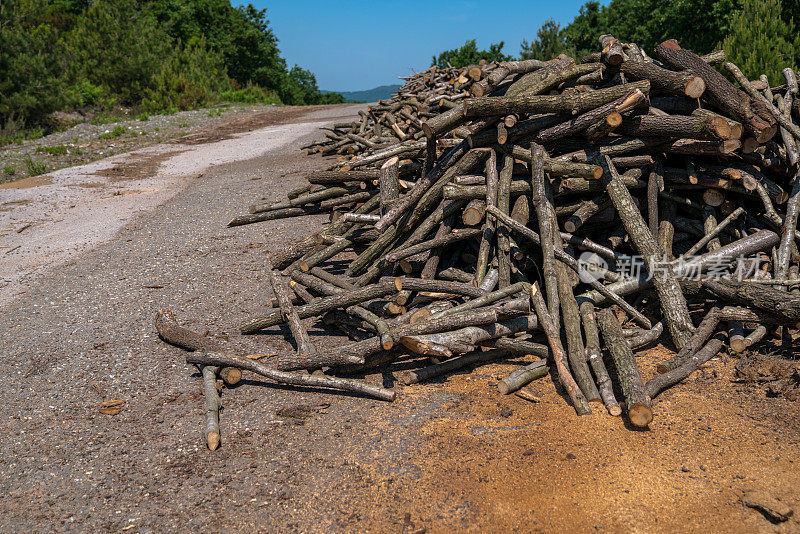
[0,104,798,533]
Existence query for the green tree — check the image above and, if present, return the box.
[559,0,743,58]
[561,1,606,58]
[142,1,295,99]
[284,66,345,105]
[65,0,177,104]
[431,39,512,68]
[723,0,799,84]
[0,0,72,129]
[520,19,566,60]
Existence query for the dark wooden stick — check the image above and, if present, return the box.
[597,308,652,427]
[240,278,397,333]
[476,150,498,283]
[645,333,726,399]
[776,170,800,286]
[399,349,510,385]
[600,155,693,349]
[155,310,240,386]
[647,156,664,238]
[656,306,721,373]
[529,283,591,415]
[187,351,395,401]
[579,302,621,416]
[385,228,480,263]
[267,259,317,359]
[486,205,652,328]
[531,142,560,329]
[557,261,601,402]
[201,364,221,450]
[497,154,515,288]
[374,141,467,232]
[271,195,380,270]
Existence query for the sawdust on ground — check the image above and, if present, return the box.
[318,343,800,533]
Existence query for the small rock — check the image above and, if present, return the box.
[500,406,513,418]
[565,453,576,460]
[741,489,793,522]
[681,465,691,472]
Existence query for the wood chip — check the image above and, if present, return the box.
[514,388,541,403]
[101,399,125,408]
[99,407,121,415]
[245,352,276,360]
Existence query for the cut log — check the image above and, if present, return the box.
[597,308,653,427]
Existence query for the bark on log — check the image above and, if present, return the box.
[187,351,395,401]
[531,143,560,328]
[645,332,725,399]
[379,157,400,214]
[617,113,731,141]
[399,349,510,385]
[597,308,653,427]
[654,41,776,142]
[498,361,549,394]
[535,89,646,143]
[529,283,591,415]
[601,156,693,349]
[486,205,652,328]
[241,278,397,333]
[579,301,622,416]
[580,230,779,304]
[267,259,317,360]
[557,261,601,402]
[463,81,650,118]
[270,196,380,270]
[201,363,221,450]
[619,60,705,98]
[399,301,533,358]
[656,306,721,373]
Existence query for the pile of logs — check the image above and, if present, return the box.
[159,36,800,449]
[300,61,509,159]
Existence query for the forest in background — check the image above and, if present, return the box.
[0,0,344,140]
[433,0,799,85]
[5,0,799,144]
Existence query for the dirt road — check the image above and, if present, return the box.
[0,105,798,533]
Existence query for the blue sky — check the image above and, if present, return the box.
[238,1,593,92]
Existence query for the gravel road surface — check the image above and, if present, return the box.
[1,105,798,533]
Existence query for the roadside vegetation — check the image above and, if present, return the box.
[0,0,344,145]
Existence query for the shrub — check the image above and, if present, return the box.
[36,145,68,155]
[24,156,48,176]
[723,0,800,84]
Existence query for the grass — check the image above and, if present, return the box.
[90,113,118,125]
[24,156,48,176]
[137,112,150,121]
[3,166,15,175]
[36,145,68,155]
[99,125,127,139]
[207,108,222,118]
[0,126,45,147]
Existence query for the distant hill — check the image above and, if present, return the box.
[323,85,402,103]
